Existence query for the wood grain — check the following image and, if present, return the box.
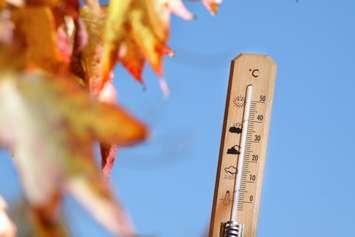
[209,54,277,237]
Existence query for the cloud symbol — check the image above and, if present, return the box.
[224,166,237,175]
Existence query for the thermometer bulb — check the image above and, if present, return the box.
[223,221,244,237]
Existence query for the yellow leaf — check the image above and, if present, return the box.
[0,72,147,236]
[101,0,171,88]
[100,0,221,92]
[101,0,132,85]
[129,8,164,76]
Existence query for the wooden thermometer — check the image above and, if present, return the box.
[209,54,277,237]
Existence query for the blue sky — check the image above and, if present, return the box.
[1,0,355,236]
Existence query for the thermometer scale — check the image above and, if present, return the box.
[209,54,277,237]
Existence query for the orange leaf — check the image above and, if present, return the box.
[203,0,223,15]
[99,0,221,93]
[118,38,145,83]
[11,7,66,72]
[97,80,119,178]
[99,0,176,90]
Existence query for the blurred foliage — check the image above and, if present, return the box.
[0,0,221,236]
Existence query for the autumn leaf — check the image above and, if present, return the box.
[11,7,67,72]
[100,0,131,87]
[118,35,145,83]
[80,4,146,92]
[77,7,123,177]
[97,80,119,178]
[0,196,16,237]
[164,0,194,20]
[98,0,222,92]
[79,6,105,94]
[80,5,142,174]
[203,0,223,15]
[1,5,82,73]
[77,0,221,174]
[0,0,223,234]
[0,10,14,44]
[0,72,147,236]
[100,0,171,89]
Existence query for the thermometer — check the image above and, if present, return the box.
[209,54,277,237]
